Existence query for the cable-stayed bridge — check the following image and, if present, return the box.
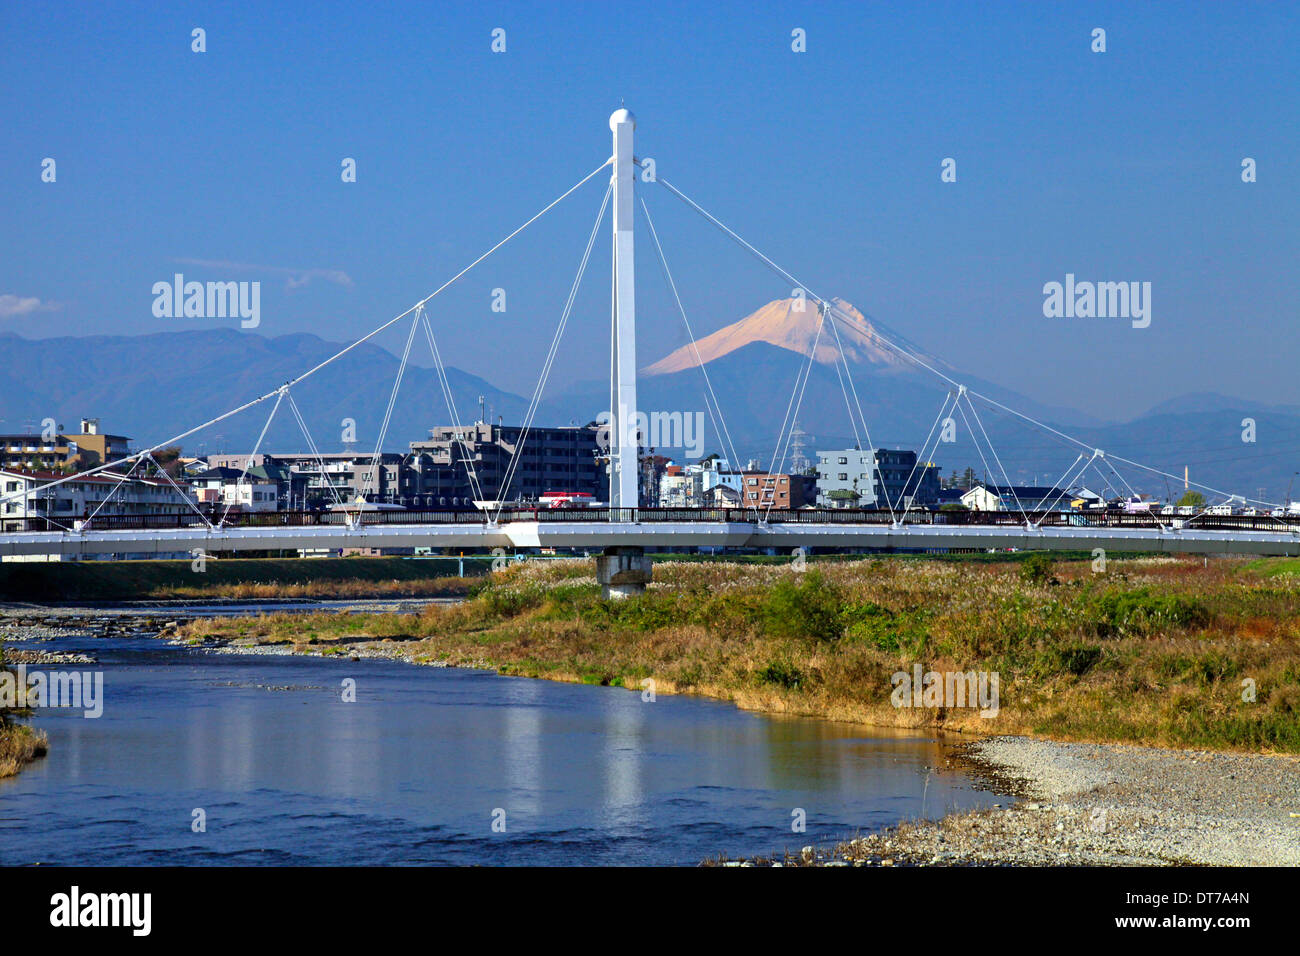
[4,110,1298,588]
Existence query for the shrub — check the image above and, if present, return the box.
[757,660,803,689]
[841,601,901,650]
[480,584,545,618]
[1033,642,1102,678]
[761,570,842,641]
[1091,589,1209,637]
[1019,553,1056,585]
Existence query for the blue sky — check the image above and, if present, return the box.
[2,0,1297,420]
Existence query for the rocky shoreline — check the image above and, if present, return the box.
[718,736,1300,867]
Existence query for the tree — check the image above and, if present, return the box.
[1176,490,1206,509]
[153,445,184,477]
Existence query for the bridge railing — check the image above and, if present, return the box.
[4,506,1298,534]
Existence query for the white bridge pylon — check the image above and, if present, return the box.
[609,108,639,509]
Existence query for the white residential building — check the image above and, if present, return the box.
[0,468,198,560]
[1,469,197,525]
[188,467,279,512]
[815,449,877,508]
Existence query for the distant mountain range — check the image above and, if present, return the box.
[0,329,529,458]
[3,298,1299,501]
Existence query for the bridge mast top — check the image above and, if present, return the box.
[610,108,638,510]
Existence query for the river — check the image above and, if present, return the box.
[1,620,1003,865]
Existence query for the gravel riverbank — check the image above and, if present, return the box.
[726,736,1300,867]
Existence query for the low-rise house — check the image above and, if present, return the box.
[704,484,741,507]
[188,467,279,512]
[960,483,1070,512]
[658,466,704,508]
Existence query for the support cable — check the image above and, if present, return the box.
[651,170,1279,510]
[219,388,285,528]
[892,393,953,523]
[420,306,486,507]
[1034,452,1092,522]
[962,391,1031,527]
[639,195,756,517]
[955,399,1004,516]
[494,184,612,521]
[763,307,827,523]
[361,308,421,503]
[896,391,955,520]
[0,159,612,512]
[145,452,215,529]
[285,390,345,510]
[82,456,145,529]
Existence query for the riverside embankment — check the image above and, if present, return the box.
[171,554,1300,752]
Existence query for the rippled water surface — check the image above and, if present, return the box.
[0,632,1001,865]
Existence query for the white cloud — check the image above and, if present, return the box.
[0,294,61,318]
[173,258,354,290]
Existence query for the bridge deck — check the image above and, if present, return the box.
[2,515,1298,558]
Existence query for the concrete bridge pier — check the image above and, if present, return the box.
[596,546,652,600]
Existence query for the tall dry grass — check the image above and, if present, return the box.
[181,555,1300,752]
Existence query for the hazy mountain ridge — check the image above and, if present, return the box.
[0,329,528,456]
[2,316,1296,500]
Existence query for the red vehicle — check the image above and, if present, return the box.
[538,491,601,509]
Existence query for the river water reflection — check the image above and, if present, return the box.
[0,632,1002,865]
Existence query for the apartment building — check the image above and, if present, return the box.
[0,468,197,528]
[0,418,132,471]
[658,465,704,508]
[815,449,877,507]
[206,452,405,507]
[1,468,197,561]
[873,449,940,509]
[409,421,602,506]
[205,421,602,510]
[740,471,815,509]
[816,448,941,509]
[63,419,132,467]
